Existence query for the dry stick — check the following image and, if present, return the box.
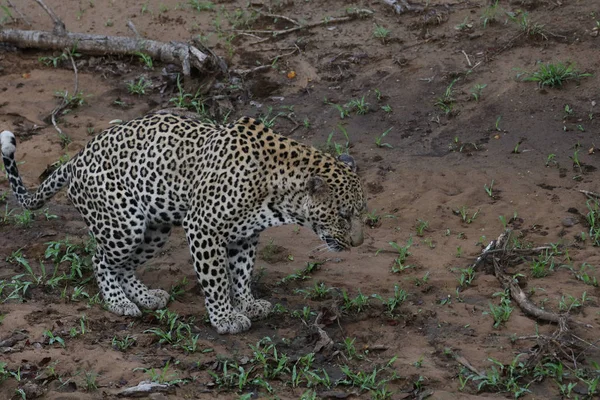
[126,20,140,39]
[255,12,301,26]
[485,231,592,328]
[7,0,32,26]
[461,50,472,67]
[231,46,300,76]
[580,189,600,199]
[454,354,483,377]
[33,0,66,36]
[50,50,78,138]
[247,9,374,46]
[0,29,209,75]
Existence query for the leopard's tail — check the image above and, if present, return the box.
[1,130,72,210]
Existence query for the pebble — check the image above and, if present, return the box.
[562,216,578,227]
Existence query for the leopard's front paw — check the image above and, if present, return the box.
[236,299,272,320]
[212,312,252,334]
[106,300,142,317]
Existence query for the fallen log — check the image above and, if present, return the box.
[0,29,210,76]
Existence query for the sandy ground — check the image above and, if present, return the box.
[1,0,600,399]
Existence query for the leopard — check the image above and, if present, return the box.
[0,112,366,334]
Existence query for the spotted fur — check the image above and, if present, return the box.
[0,113,366,334]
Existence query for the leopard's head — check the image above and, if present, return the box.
[303,154,366,252]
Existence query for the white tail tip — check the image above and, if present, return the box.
[0,130,16,155]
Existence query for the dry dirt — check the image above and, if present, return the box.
[1,0,600,399]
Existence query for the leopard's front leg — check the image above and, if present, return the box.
[184,219,251,334]
[227,234,272,320]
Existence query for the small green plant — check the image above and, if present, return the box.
[530,251,555,278]
[13,209,35,227]
[471,83,487,101]
[346,96,370,115]
[572,263,598,287]
[83,370,98,391]
[499,215,507,229]
[415,219,429,236]
[135,52,153,69]
[494,116,502,131]
[457,266,475,288]
[188,0,214,11]
[325,124,350,156]
[545,153,556,167]
[343,337,364,360]
[414,272,430,287]
[484,180,494,197]
[295,282,331,300]
[341,289,371,313]
[112,335,137,351]
[373,24,390,43]
[372,284,407,314]
[508,11,546,39]
[374,128,393,148]
[435,79,457,115]
[480,0,500,28]
[485,290,513,328]
[279,261,323,284]
[127,77,152,95]
[381,104,392,113]
[465,355,531,397]
[455,206,480,224]
[521,62,592,88]
[45,330,66,347]
[386,237,413,272]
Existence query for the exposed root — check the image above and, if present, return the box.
[474,230,592,328]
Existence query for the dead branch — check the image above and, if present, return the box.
[246,9,374,46]
[474,230,592,328]
[492,257,565,324]
[33,0,66,36]
[0,29,211,76]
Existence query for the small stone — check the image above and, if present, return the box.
[562,216,578,227]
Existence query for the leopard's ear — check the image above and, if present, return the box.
[337,154,357,173]
[234,116,270,133]
[306,176,329,199]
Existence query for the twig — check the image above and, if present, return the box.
[33,0,67,36]
[6,0,32,26]
[580,189,600,199]
[256,12,301,26]
[50,50,78,138]
[454,354,483,377]
[247,9,374,46]
[461,50,472,67]
[126,20,140,39]
[231,65,271,76]
[232,45,300,76]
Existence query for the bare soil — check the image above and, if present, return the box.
[1,1,600,399]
